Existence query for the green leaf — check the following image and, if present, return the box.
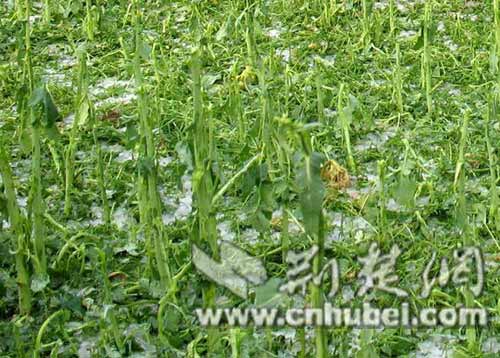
[175,141,193,170]
[0,194,7,220]
[215,18,231,41]
[139,40,151,60]
[254,278,283,307]
[29,85,61,138]
[125,123,140,149]
[365,0,374,17]
[76,99,90,127]
[428,22,437,43]
[202,73,221,90]
[297,152,325,236]
[28,87,45,107]
[393,176,417,208]
[414,27,424,50]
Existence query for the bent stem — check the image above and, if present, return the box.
[191,5,219,354]
[298,130,327,358]
[487,95,499,233]
[64,49,88,216]
[423,0,433,115]
[133,0,171,290]
[0,145,31,314]
[338,83,356,173]
[25,0,47,277]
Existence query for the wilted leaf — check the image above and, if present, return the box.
[29,85,61,138]
[321,159,350,190]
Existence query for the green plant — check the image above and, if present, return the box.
[64,47,89,216]
[25,0,47,280]
[191,5,220,354]
[487,92,500,233]
[0,144,31,314]
[133,0,171,290]
[422,0,433,115]
[338,83,356,173]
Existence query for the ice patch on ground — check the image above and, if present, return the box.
[112,206,134,230]
[399,30,417,39]
[410,335,456,358]
[160,174,192,225]
[354,127,397,151]
[77,340,94,358]
[242,228,259,245]
[115,150,134,163]
[266,27,283,39]
[483,337,500,354]
[95,93,137,108]
[83,205,104,227]
[217,221,236,242]
[91,77,133,97]
[158,156,173,167]
[276,48,291,62]
[325,212,375,246]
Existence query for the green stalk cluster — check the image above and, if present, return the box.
[394,43,403,113]
[245,0,258,69]
[494,0,500,76]
[64,49,88,216]
[0,145,31,314]
[133,0,170,290]
[422,0,432,115]
[487,94,499,233]
[229,64,245,143]
[362,0,372,46]
[191,7,220,353]
[389,0,395,36]
[338,83,356,173]
[454,110,469,232]
[84,0,97,41]
[377,160,386,241]
[25,0,47,278]
[42,0,50,24]
[454,110,478,353]
[316,64,325,123]
[299,131,327,358]
[97,249,124,353]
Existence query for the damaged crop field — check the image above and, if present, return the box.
[0,0,499,357]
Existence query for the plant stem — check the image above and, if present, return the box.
[299,132,326,358]
[423,0,432,115]
[64,50,87,216]
[454,110,469,232]
[191,6,219,354]
[91,109,110,225]
[316,65,325,123]
[0,145,31,314]
[377,160,386,242]
[33,310,65,358]
[42,0,50,24]
[487,94,499,233]
[494,0,500,76]
[338,83,356,173]
[245,0,257,69]
[389,0,395,36]
[394,43,403,113]
[97,249,124,353]
[25,0,47,277]
[362,0,371,46]
[133,0,170,290]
